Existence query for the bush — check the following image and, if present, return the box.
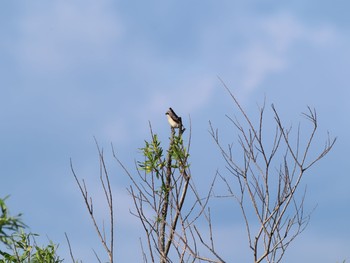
[0,197,62,263]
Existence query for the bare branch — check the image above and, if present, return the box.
[212,80,335,263]
[64,233,78,263]
[70,139,115,263]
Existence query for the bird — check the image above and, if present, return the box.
[165,107,185,131]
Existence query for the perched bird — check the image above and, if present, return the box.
[165,107,185,131]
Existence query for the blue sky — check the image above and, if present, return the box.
[1,1,349,262]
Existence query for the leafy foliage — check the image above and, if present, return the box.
[0,197,62,263]
[0,196,25,247]
[138,134,165,177]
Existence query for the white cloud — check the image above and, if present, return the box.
[16,0,122,73]
[148,76,216,115]
[219,11,339,97]
[260,12,304,53]
[261,11,338,50]
[237,44,286,93]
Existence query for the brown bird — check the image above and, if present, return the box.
[165,108,185,131]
